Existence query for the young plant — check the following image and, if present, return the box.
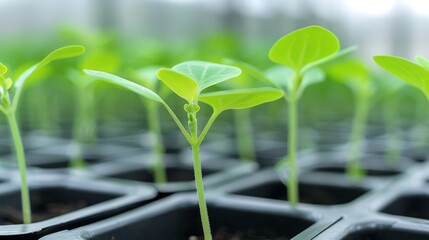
[326,59,374,180]
[268,26,347,205]
[84,61,283,240]
[0,45,85,224]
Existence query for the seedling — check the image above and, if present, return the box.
[85,61,283,240]
[326,59,374,180]
[0,45,85,224]
[225,26,354,206]
[268,26,352,205]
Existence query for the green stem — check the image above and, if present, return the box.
[287,93,298,206]
[162,103,192,144]
[7,111,31,224]
[346,91,369,180]
[188,106,212,240]
[146,100,166,184]
[233,109,255,161]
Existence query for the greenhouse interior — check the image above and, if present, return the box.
[1,0,429,239]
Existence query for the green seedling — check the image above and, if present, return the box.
[326,59,374,180]
[0,45,85,224]
[268,26,350,205]
[131,66,168,183]
[85,61,283,240]
[68,50,120,168]
[374,55,429,155]
[225,27,354,206]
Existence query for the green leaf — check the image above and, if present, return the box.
[0,63,7,77]
[15,45,86,89]
[373,56,429,95]
[134,66,162,91]
[84,69,164,103]
[157,68,198,103]
[199,88,283,113]
[416,56,429,71]
[269,25,340,73]
[172,61,241,92]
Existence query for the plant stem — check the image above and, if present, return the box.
[233,109,255,161]
[7,111,31,224]
[346,91,369,180]
[188,107,212,240]
[287,91,298,206]
[146,100,166,184]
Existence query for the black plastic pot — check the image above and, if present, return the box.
[87,152,257,198]
[40,193,341,240]
[0,171,156,239]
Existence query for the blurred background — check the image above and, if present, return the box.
[0,0,428,137]
[1,0,429,60]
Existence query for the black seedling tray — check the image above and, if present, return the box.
[0,171,156,240]
[86,152,257,198]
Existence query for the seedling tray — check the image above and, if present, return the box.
[0,171,156,239]
[87,152,257,197]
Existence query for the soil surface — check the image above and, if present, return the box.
[0,196,88,224]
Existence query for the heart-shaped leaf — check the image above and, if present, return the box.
[157,68,198,103]
[15,45,86,89]
[199,88,283,113]
[373,56,429,95]
[0,63,7,77]
[172,61,241,92]
[84,69,164,103]
[416,56,429,71]
[269,26,340,73]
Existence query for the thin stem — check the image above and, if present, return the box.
[346,91,369,180]
[146,100,166,184]
[189,106,212,240]
[287,90,298,206]
[7,111,31,224]
[162,103,192,144]
[197,111,219,145]
[234,109,255,161]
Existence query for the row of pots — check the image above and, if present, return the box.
[0,126,428,239]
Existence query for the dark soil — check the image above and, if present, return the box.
[1,195,88,224]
